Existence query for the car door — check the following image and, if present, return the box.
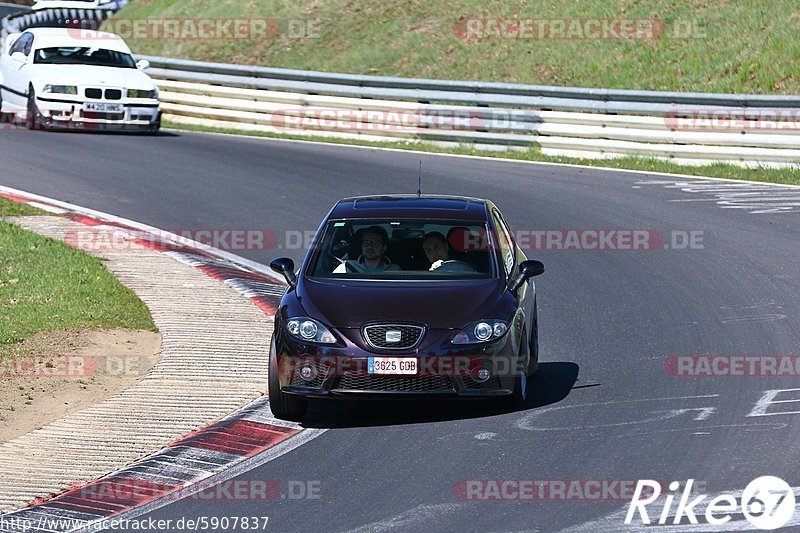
[1,33,34,109]
[491,206,535,336]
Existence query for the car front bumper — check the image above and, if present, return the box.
[276,353,517,400]
[36,97,160,131]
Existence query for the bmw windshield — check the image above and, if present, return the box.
[33,47,137,68]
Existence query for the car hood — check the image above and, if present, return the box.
[31,65,155,89]
[299,278,505,329]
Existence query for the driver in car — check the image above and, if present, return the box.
[422,232,476,272]
[333,226,401,273]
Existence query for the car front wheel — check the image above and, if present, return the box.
[268,336,308,421]
[25,88,42,130]
[506,329,529,409]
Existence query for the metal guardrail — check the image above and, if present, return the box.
[140,56,800,167]
[1,5,117,42]
[1,5,798,167]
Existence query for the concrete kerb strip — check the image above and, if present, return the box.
[0,188,324,533]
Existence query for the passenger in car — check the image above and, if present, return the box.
[333,226,401,273]
[422,232,476,272]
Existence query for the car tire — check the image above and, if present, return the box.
[526,304,539,377]
[25,87,42,130]
[147,112,161,135]
[268,337,308,421]
[506,329,529,410]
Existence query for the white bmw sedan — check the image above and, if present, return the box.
[0,28,160,132]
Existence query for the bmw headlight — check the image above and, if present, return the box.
[452,320,509,344]
[43,85,77,95]
[128,89,158,99]
[285,317,336,344]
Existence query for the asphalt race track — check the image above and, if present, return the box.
[1,129,799,532]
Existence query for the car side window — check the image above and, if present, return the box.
[491,209,515,276]
[22,35,34,56]
[9,34,32,56]
[8,36,23,55]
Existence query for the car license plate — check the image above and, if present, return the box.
[83,103,123,113]
[367,357,418,375]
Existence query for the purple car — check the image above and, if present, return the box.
[268,195,544,420]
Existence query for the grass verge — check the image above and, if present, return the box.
[0,219,157,356]
[0,196,46,216]
[116,0,800,94]
[165,120,800,186]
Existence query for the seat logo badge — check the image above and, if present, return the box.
[385,331,402,343]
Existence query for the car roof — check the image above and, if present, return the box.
[22,28,131,54]
[330,194,491,221]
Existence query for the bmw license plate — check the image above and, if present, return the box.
[367,357,418,375]
[83,103,123,113]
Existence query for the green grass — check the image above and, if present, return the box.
[165,119,800,186]
[0,221,157,355]
[0,196,46,216]
[115,0,800,94]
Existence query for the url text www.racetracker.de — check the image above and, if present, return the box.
[0,515,270,532]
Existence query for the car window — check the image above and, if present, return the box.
[491,208,515,276]
[8,33,32,57]
[33,47,137,68]
[307,219,496,280]
[22,35,34,56]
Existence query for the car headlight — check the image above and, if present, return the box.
[43,85,77,95]
[285,317,336,344]
[128,89,158,99]
[452,320,509,344]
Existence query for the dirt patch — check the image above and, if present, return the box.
[0,329,161,443]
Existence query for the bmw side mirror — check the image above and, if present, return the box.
[508,260,544,291]
[136,59,150,70]
[270,257,297,288]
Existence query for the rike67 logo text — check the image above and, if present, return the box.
[626,477,796,530]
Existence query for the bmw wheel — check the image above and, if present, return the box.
[268,336,308,421]
[25,87,42,130]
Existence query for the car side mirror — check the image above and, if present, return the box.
[136,59,150,70]
[508,260,544,291]
[270,257,297,288]
[10,51,27,63]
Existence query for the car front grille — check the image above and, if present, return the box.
[363,324,424,350]
[335,374,454,392]
[84,88,123,100]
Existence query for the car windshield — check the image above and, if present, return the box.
[33,47,136,68]
[308,219,497,280]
